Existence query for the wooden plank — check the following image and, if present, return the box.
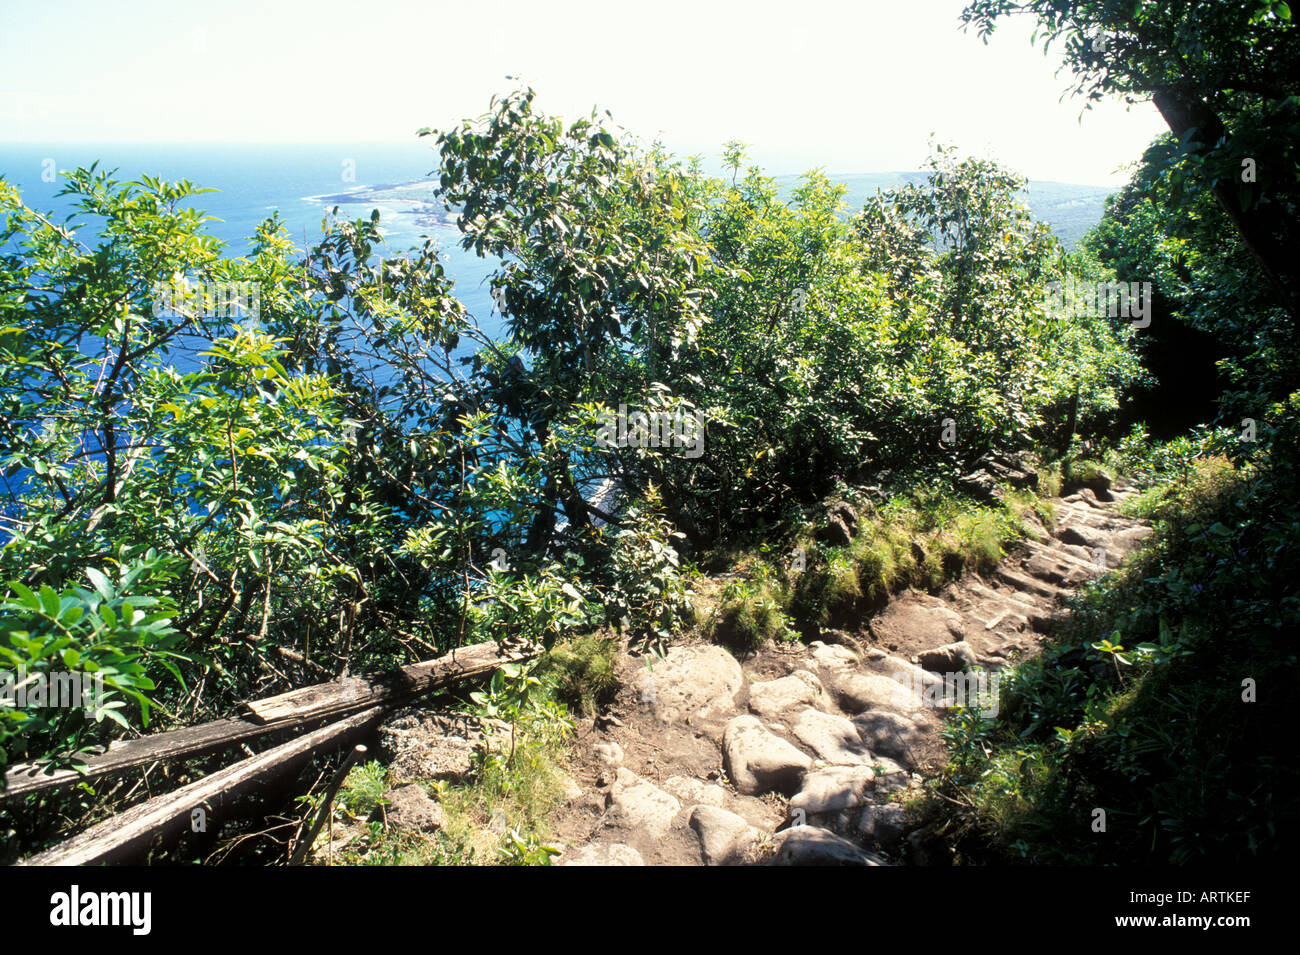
[1,714,330,801]
[243,640,537,722]
[19,707,387,866]
[2,640,538,801]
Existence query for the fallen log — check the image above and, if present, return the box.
[19,707,387,866]
[242,639,536,723]
[2,639,539,801]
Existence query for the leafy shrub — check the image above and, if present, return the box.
[708,578,796,650]
[0,552,190,777]
[338,761,389,818]
[540,634,620,716]
[600,491,695,650]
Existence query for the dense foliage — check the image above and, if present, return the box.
[0,101,1137,790]
[923,0,1300,865]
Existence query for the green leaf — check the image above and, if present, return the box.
[85,567,114,602]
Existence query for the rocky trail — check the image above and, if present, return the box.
[548,482,1155,866]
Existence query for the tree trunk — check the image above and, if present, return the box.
[1152,87,1300,327]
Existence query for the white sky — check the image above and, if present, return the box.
[0,0,1168,184]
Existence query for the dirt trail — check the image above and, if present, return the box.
[552,483,1154,866]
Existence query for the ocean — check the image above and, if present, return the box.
[0,142,502,339]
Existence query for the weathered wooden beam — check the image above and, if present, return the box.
[19,707,387,866]
[243,640,537,723]
[2,714,326,802]
[2,640,538,801]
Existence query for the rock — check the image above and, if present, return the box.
[1058,524,1110,550]
[662,775,730,808]
[823,516,853,547]
[379,710,481,784]
[1064,487,1107,509]
[722,715,812,796]
[1114,524,1155,555]
[831,671,925,715]
[383,784,444,834]
[958,468,999,503]
[606,769,681,838]
[561,842,645,866]
[855,803,908,849]
[689,805,754,865]
[772,826,886,866]
[829,500,859,533]
[875,601,966,647]
[870,756,914,795]
[790,708,871,765]
[868,654,945,692]
[806,641,860,674]
[1067,465,1112,495]
[562,776,585,805]
[789,764,876,815]
[852,710,927,768]
[860,485,889,505]
[748,670,826,719]
[634,645,744,726]
[916,641,977,674]
[820,500,859,546]
[593,741,624,769]
[975,452,1038,491]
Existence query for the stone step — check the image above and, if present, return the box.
[995,564,1065,600]
[964,579,1051,618]
[1024,537,1106,575]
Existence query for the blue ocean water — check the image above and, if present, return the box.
[0,144,518,525]
[0,142,501,337]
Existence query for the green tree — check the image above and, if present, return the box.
[962,0,1300,325]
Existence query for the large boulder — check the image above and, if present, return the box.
[852,709,928,768]
[722,715,812,796]
[832,671,926,715]
[806,641,861,675]
[789,764,877,816]
[819,500,859,547]
[662,775,729,808]
[688,805,759,866]
[771,826,886,866]
[958,468,999,504]
[747,670,827,719]
[866,653,946,692]
[982,452,1039,491]
[378,710,482,785]
[605,769,681,838]
[634,645,744,726]
[790,708,871,765]
[915,641,977,675]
